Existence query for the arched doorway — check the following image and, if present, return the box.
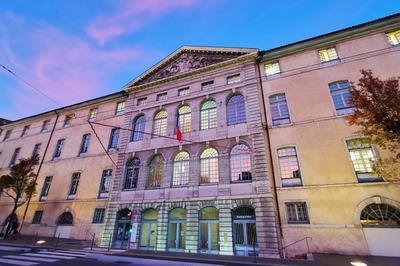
[361,203,400,257]
[139,209,158,249]
[113,208,131,249]
[232,206,258,256]
[55,212,73,238]
[167,208,186,251]
[199,207,219,254]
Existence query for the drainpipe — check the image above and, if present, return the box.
[254,53,284,257]
[19,110,60,232]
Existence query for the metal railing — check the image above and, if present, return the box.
[281,236,312,259]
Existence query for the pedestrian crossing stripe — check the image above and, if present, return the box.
[3,255,57,263]
[22,253,76,259]
[38,251,86,257]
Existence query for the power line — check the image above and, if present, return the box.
[88,120,117,167]
[0,63,62,108]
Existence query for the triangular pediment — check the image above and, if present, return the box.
[127,46,258,87]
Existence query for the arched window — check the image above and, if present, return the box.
[199,207,219,253]
[140,209,158,248]
[168,208,187,250]
[57,212,73,225]
[200,148,219,184]
[177,105,191,133]
[132,115,145,141]
[361,203,400,227]
[172,151,190,186]
[200,100,217,130]
[227,94,246,126]
[153,110,168,137]
[147,155,164,188]
[124,157,140,189]
[230,144,252,182]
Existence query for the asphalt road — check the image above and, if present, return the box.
[0,249,222,266]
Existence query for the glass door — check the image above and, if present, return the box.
[168,221,186,251]
[140,221,157,249]
[199,221,219,253]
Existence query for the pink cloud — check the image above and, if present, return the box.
[86,0,198,45]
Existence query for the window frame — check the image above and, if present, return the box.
[147,154,164,189]
[32,143,42,158]
[137,97,147,106]
[277,146,302,187]
[124,157,140,190]
[115,101,126,115]
[172,151,190,187]
[285,201,310,224]
[88,108,97,122]
[318,47,339,63]
[53,138,65,160]
[200,99,217,130]
[67,172,81,199]
[264,61,281,76]
[92,208,106,224]
[156,92,168,101]
[108,128,120,150]
[328,81,355,115]
[99,169,112,198]
[226,93,247,126]
[63,114,73,128]
[178,87,190,96]
[153,110,168,137]
[230,143,252,182]
[41,120,50,132]
[78,133,91,155]
[226,74,241,85]
[177,105,191,133]
[3,129,12,141]
[269,93,291,126]
[131,115,146,142]
[201,80,214,91]
[39,176,53,201]
[9,147,21,167]
[200,147,219,184]
[386,29,400,46]
[21,125,30,137]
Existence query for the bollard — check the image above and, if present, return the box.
[90,233,96,251]
[107,234,112,252]
[54,233,60,250]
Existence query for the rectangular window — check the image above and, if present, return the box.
[21,125,30,137]
[32,211,43,224]
[79,133,91,155]
[278,147,302,187]
[201,80,214,91]
[67,172,80,199]
[386,30,400,46]
[265,62,281,76]
[115,101,126,115]
[40,176,52,201]
[32,143,41,158]
[3,130,11,141]
[137,97,147,106]
[89,108,97,122]
[285,202,309,224]
[41,120,50,132]
[156,92,167,101]
[53,139,65,159]
[269,94,290,126]
[227,74,241,84]
[92,208,106,223]
[63,114,73,128]
[178,87,190,96]
[9,147,20,167]
[329,81,354,115]
[346,138,381,182]
[318,47,339,63]
[99,169,112,198]
[108,128,119,150]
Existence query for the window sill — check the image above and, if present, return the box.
[231,180,252,184]
[66,195,76,200]
[320,58,341,66]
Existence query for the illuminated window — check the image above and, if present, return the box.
[156,92,167,101]
[227,74,241,84]
[318,47,339,63]
[153,110,168,137]
[68,173,80,198]
[115,101,125,115]
[200,147,219,183]
[386,30,400,46]
[277,147,302,187]
[269,94,290,126]
[178,87,190,96]
[147,154,163,188]
[99,169,112,196]
[41,120,50,132]
[53,139,65,159]
[92,208,105,223]
[177,105,191,133]
[265,62,281,76]
[3,129,11,141]
[172,151,190,186]
[346,138,381,182]
[227,94,246,125]
[89,108,97,121]
[108,128,119,149]
[124,157,140,189]
[360,203,400,227]
[132,115,145,142]
[285,202,309,224]
[201,80,214,91]
[137,97,147,106]
[329,81,354,115]
[230,144,252,182]
[63,114,73,128]
[200,100,217,130]
[79,133,91,155]
[21,125,30,137]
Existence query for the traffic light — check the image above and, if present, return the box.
[128,224,133,233]
[128,210,132,217]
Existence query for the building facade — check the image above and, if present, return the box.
[0,13,399,259]
[0,92,126,242]
[258,15,400,257]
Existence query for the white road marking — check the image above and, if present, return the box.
[0,258,38,266]
[22,253,75,259]
[38,251,85,257]
[4,255,58,263]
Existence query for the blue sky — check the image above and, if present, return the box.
[0,0,398,120]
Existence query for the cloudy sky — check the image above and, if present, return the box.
[0,0,398,120]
